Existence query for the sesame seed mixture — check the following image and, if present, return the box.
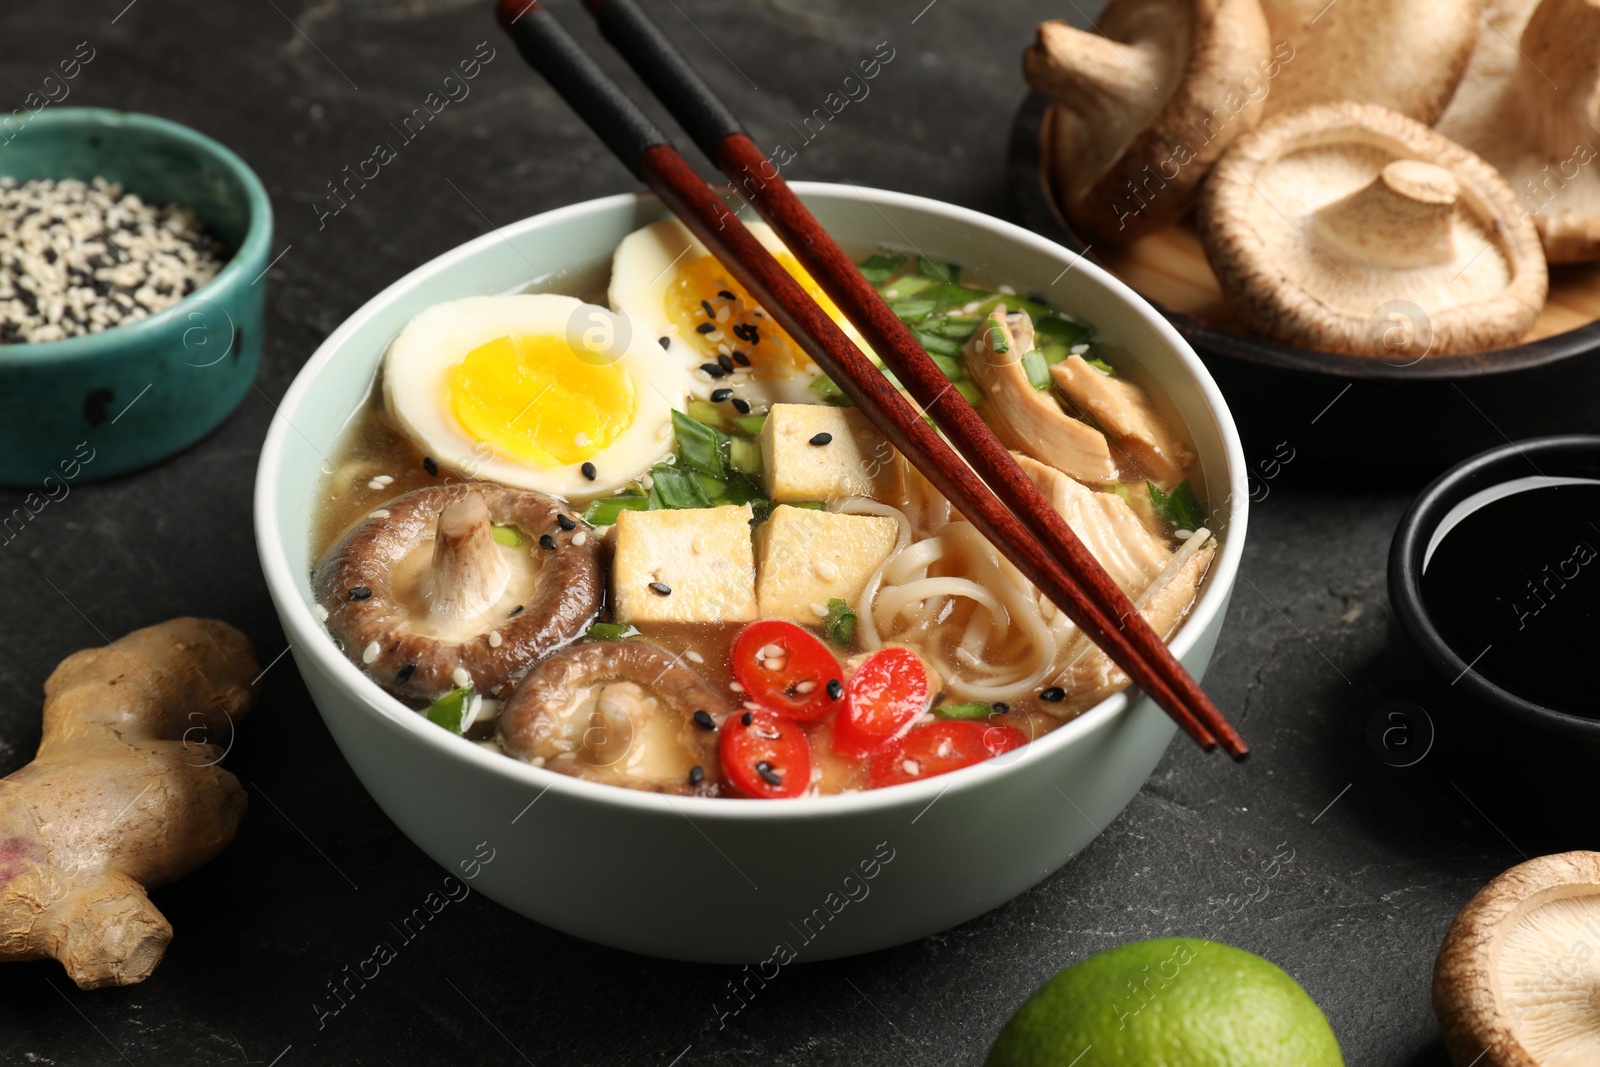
[0,177,228,344]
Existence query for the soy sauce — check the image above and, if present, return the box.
[1421,480,1600,715]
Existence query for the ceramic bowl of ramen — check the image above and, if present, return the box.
[254,183,1248,962]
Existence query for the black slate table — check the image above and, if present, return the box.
[0,2,1523,1064]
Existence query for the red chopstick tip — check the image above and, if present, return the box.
[494,0,540,32]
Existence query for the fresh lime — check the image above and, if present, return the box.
[986,937,1343,1066]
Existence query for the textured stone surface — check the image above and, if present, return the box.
[0,1,1520,1064]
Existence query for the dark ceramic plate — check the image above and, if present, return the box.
[1007,91,1600,474]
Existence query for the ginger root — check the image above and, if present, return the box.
[0,617,257,988]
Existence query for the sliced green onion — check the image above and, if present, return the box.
[729,437,761,475]
[1086,357,1115,376]
[586,621,639,642]
[426,686,474,733]
[490,525,522,547]
[687,400,727,428]
[955,380,985,406]
[928,352,965,380]
[729,413,768,436]
[1148,479,1204,531]
[584,494,650,525]
[985,323,1010,355]
[789,501,826,511]
[1022,348,1051,390]
[916,257,959,283]
[723,472,767,507]
[935,701,994,721]
[696,471,727,501]
[915,282,993,310]
[879,274,936,301]
[1038,342,1069,366]
[652,464,712,509]
[929,319,981,341]
[857,253,905,285]
[672,409,727,479]
[914,330,965,359]
[809,375,850,404]
[1035,315,1092,347]
[890,299,938,323]
[823,597,857,648]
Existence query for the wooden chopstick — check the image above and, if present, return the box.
[581,0,1247,762]
[494,0,1240,758]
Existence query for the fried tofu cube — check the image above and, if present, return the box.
[759,403,903,503]
[612,504,758,624]
[755,505,899,624]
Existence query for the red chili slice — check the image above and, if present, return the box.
[720,708,812,799]
[832,646,929,758]
[867,720,1027,789]
[729,619,843,722]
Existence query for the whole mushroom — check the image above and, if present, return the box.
[1435,851,1600,1065]
[498,641,728,795]
[1436,0,1600,263]
[316,482,603,702]
[1258,0,1479,124]
[1023,0,1272,244]
[1200,101,1548,357]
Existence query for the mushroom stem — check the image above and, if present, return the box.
[1310,160,1461,268]
[423,493,511,624]
[1516,0,1600,158]
[1024,21,1166,138]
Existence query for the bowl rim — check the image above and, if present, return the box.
[253,180,1250,819]
[0,106,274,366]
[1007,90,1600,381]
[1387,433,1600,739]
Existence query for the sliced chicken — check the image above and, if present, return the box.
[1014,454,1171,596]
[964,307,1117,484]
[1045,532,1218,718]
[1050,355,1196,485]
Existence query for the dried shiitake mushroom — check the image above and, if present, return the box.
[1023,0,1271,244]
[1200,101,1547,357]
[1258,0,1479,124]
[1435,851,1600,1066]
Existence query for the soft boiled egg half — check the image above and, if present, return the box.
[383,294,687,497]
[609,218,874,406]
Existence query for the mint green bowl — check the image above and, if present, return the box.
[0,108,272,486]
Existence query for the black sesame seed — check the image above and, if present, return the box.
[731,351,751,367]
[1039,686,1066,703]
[695,322,716,335]
[711,387,733,402]
[658,336,671,350]
[992,701,1010,713]
[581,461,597,481]
[508,605,524,618]
[717,289,736,300]
[556,513,576,531]
[693,710,716,731]
[755,761,782,786]
[689,765,705,785]
[539,533,557,551]
[741,711,753,727]
[649,581,672,596]
[422,456,438,476]
[809,432,833,446]
[701,299,716,318]
[348,586,372,600]
[826,678,843,700]
[395,664,417,685]
[731,397,751,414]
[699,362,728,378]
[717,354,735,373]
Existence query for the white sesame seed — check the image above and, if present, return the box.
[795,680,817,694]
[572,530,587,546]
[763,657,784,671]
[814,559,840,581]
[369,509,390,519]
[574,432,590,447]
[810,602,830,617]
[901,760,920,776]
[730,681,745,693]
[314,603,330,622]
[488,631,503,648]
[759,643,783,659]
[362,641,380,664]
[1070,343,1090,354]
[685,649,704,664]
[452,666,472,688]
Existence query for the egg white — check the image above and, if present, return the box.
[608,218,874,408]
[383,294,686,498]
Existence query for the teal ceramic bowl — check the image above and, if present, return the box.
[0,108,272,486]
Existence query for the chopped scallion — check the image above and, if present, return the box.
[1022,347,1051,390]
[583,494,650,525]
[1149,479,1204,532]
[935,702,994,721]
[857,253,905,285]
[586,622,639,642]
[823,597,857,647]
[729,437,761,475]
[426,686,474,733]
[490,525,522,547]
[652,463,713,509]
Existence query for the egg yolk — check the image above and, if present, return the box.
[447,333,634,466]
[665,251,848,371]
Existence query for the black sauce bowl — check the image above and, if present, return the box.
[1387,435,1600,845]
